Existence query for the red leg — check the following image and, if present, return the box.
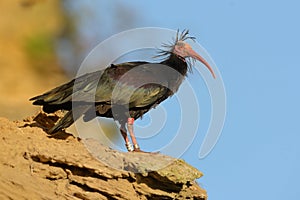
[120,125,133,152]
[126,118,159,153]
[127,118,142,152]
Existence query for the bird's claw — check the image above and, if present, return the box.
[126,143,159,153]
[132,144,148,153]
[132,148,160,154]
[132,147,145,153]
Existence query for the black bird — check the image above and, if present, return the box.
[30,30,216,152]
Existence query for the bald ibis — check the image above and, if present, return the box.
[30,30,216,152]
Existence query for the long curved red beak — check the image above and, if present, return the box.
[188,48,216,79]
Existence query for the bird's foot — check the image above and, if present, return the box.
[132,145,160,154]
[129,144,146,153]
[133,149,160,154]
[126,143,159,153]
[132,147,146,153]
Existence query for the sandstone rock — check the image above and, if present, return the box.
[0,115,207,199]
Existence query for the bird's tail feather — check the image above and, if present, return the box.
[48,110,74,134]
[48,105,90,134]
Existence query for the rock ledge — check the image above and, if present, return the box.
[0,115,207,200]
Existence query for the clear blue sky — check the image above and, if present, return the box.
[65,0,300,199]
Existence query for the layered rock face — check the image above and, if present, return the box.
[0,114,207,200]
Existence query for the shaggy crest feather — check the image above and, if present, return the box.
[154,29,197,73]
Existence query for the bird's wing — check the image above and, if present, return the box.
[31,61,171,108]
[31,62,145,104]
[94,62,170,107]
